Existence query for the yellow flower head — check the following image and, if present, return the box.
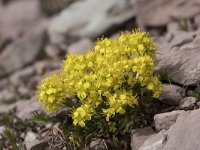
[37,74,66,112]
[37,29,162,129]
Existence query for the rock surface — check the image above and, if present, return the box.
[139,130,168,150]
[90,139,107,150]
[16,98,43,120]
[0,24,46,77]
[135,0,200,28]
[159,84,185,105]
[179,97,197,110]
[67,38,93,54]
[154,110,183,132]
[48,0,135,47]
[140,109,200,150]
[157,33,200,86]
[0,0,44,44]
[131,127,156,150]
[163,109,200,150]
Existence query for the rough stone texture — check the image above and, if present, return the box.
[24,131,38,148]
[0,97,44,119]
[67,38,93,54]
[194,14,200,29]
[16,98,43,120]
[9,67,35,85]
[159,84,185,105]
[163,109,200,150]
[169,32,194,48]
[141,109,200,150]
[0,126,5,140]
[179,97,197,110]
[0,0,44,42]
[0,22,46,77]
[139,130,167,150]
[131,127,156,150]
[154,110,183,132]
[90,139,107,150]
[44,44,61,59]
[48,0,135,47]
[0,88,16,102]
[135,0,200,28]
[157,33,200,86]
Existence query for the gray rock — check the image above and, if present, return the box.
[167,22,184,36]
[48,0,135,47]
[90,139,107,150]
[0,0,44,42]
[157,33,200,86]
[0,126,5,140]
[179,97,197,110]
[159,84,185,105]
[135,0,200,28]
[139,130,168,150]
[0,23,46,77]
[44,44,61,59]
[163,109,200,150]
[194,15,200,29]
[33,59,61,75]
[154,110,183,132]
[0,78,9,90]
[131,127,156,150]
[24,131,38,147]
[0,88,16,102]
[9,67,35,86]
[67,38,93,54]
[0,97,42,118]
[15,97,43,120]
[0,103,16,114]
[170,32,194,48]
[17,86,31,98]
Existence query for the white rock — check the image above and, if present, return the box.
[179,97,197,110]
[48,0,135,46]
[154,110,183,132]
[25,131,38,144]
[67,38,93,54]
[139,130,167,150]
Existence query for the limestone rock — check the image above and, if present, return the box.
[154,110,183,132]
[139,130,168,150]
[90,139,107,150]
[159,84,185,105]
[0,0,44,42]
[0,23,46,77]
[179,97,197,110]
[67,38,93,54]
[135,0,200,28]
[48,0,135,47]
[163,109,200,150]
[157,33,200,86]
[131,127,156,150]
[15,98,43,120]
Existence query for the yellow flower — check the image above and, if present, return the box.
[37,29,163,130]
[73,103,93,127]
[37,74,66,112]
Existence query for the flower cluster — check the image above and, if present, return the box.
[38,74,66,111]
[37,30,162,129]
